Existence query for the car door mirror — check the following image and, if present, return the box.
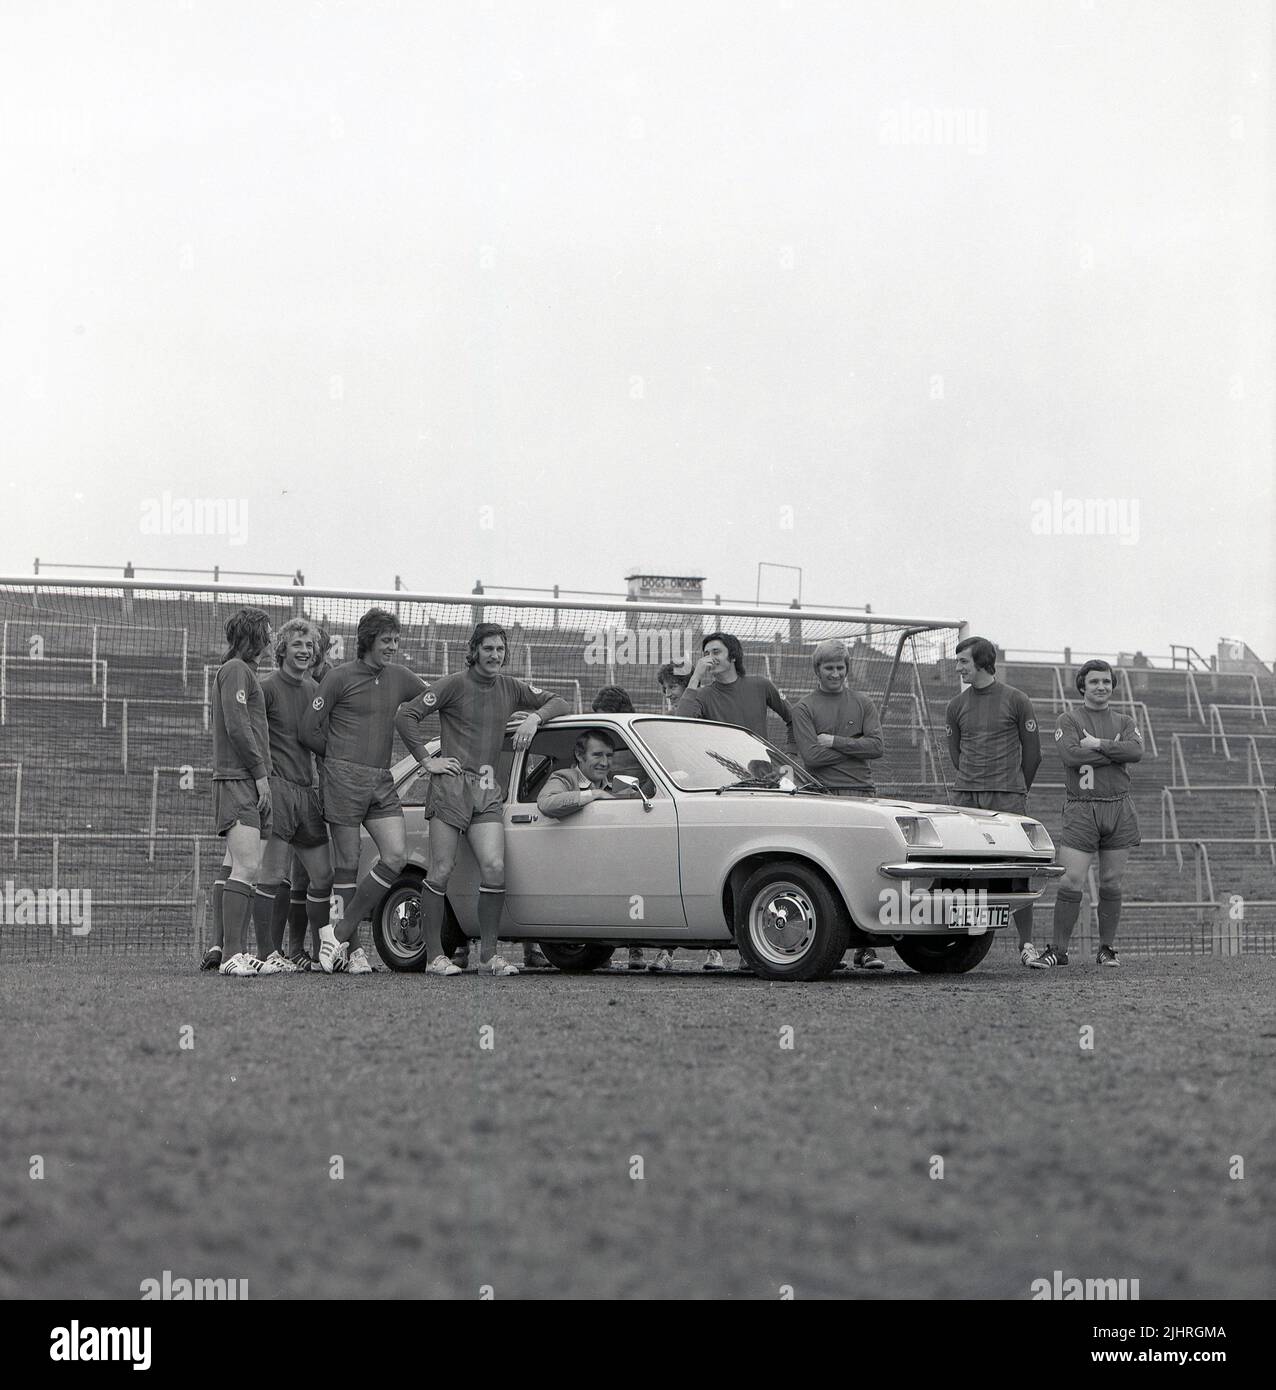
[613,775,652,812]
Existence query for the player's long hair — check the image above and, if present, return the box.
[702,631,746,675]
[955,635,997,674]
[310,622,332,674]
[1075,658,1117,696]
[274,617,317,670]
[465,622,507,668]
[356,607,400,659]
[222,608,272,665]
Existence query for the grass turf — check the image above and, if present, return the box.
[1,953,1272,1299]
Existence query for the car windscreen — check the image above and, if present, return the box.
[632,719,820,793]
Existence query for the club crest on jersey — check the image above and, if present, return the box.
[424,692,437,707]
[1025,719,1036,732]
[235,689,247,706]
[529,685,543,695]
[1054,727,1063,741]
[312,697,324,711]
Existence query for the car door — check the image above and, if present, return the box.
[501,727,687,936]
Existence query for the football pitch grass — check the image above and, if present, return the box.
[2,953,1272,1301]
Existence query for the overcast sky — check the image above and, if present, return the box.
[1,0,1272,661]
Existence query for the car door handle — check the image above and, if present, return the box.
[511,813,537,823]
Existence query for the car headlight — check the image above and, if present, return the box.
[1020,820,1053,852]
[895,815,942,848]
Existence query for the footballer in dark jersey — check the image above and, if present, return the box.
[672,632,793,972]
[255,618,333,972]
[300,608,428,974]
[946,635,1045,967]
[395,623,570,977]
[1038,659,1143,969]
[206,607,283,977]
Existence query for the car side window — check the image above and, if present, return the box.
[517,728,655,802]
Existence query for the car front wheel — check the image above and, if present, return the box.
[372,876,465,972]
[734,861,850,980]
[893,933,996,974]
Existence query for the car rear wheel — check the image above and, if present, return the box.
[893,933,996,974]
[537,942,616,973]
[734,861,850,980]
[372,876,465,972]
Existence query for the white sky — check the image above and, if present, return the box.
[1,0,1272,661]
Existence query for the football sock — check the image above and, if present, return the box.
[339,861,395,945]
[1097,889,1122,948]
[419,881,448,960]
[478,884,505,962]
[1013,902,1034,948]
[271,879,291,954]
[223,879,253,959]
[253,882,280,958]
[1052,887,1084,951]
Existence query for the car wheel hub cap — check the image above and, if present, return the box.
[751,883,817,964]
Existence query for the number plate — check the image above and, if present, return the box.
[947,905,1010,934]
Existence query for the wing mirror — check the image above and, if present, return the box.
[613,775,652,812]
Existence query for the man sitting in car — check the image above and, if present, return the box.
[537,729,644,819]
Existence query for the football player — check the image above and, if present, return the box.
[209,607,285,976]
[395,623,570,977]
[946,636,1046,968]
[792,639,887,970]
[255,618,333,972]
[300,608,428,974]
[1038,660,1143,968]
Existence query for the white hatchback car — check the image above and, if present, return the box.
[360,714,1063,981]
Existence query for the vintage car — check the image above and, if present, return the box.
[359,714,1064,981]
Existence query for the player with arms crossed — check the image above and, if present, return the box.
[946,635,1047,968]
[254,618,334,972]
[300,608,427,974]
[1038,660,1142,968]
[396,623,570,977]
[792,638,887,970]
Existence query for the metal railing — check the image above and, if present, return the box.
[148,766,213,861]
[34,559,303,586]
[2,618,188,688]
[1209,699,1269,728]
[1160,787,1276,867]
[1,760,20,857]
